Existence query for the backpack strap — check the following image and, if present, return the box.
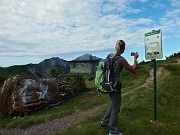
[111,56,121,75]
[107,54,121,81]
[112,55,121,62]
[106,54,111,59]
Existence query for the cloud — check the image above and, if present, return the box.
[159,8,180,38]
[0,0,179,67]
[170,0,180,7]
[0,0,146,56]
[151,1,166,8]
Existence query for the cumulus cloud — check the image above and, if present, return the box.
[159,8,180,38]
[0,0,179,66]
[151,1,166,8]
[170,0,180,7]
[0,0,147,56]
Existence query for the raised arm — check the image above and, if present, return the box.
[120,52,139,73]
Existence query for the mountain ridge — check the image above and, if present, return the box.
[0,54,101,77]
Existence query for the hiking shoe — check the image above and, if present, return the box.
[108,132,122,135]
[100,121,109,128]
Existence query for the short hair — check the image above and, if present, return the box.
[115,40,125,52]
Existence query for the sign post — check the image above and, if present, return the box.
[153,59,157,120]
[144,29,162,121]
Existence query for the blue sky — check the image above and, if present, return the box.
[0,0,179,67]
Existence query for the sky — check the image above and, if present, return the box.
[0,0,180,67]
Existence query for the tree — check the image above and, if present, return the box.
[49,67,65,80]
[50,68,86,94]
[66,74,86,93]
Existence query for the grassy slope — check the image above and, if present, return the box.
[0,91,109,128]
[57,59,180,135]
[0,62,149,128]
[0,65,29,76]
[0,57,179,135]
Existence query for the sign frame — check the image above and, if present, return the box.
[144,29,163,60]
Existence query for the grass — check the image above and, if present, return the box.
[0,62,148,129]
[57,62,180,135]
[121,64,151,92]
[0,58,179,135]
[0,65,29,76]
[0,91,108,128]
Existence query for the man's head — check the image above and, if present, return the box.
[115,40,125,54]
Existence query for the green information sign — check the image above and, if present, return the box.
[144,29,163,60]
[144,29,163,121]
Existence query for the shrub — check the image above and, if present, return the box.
[88,76,95,81]
[0,75,8,86]
[49,67,66,80]
[67,74,86,94]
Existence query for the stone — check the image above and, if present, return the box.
[0,75,74,117]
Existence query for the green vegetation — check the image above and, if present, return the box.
[0,91,108,128]
[67,73,87,93]
[165,51,180,60]
[0,54,179,135]
[0,65,29,77]
[50,67,87,93]
[0,65,30,84]
[121,64,152,92]
[0,75,8,85]
[57,57,180,135]
[50,67,66,80]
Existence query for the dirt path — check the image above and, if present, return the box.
[0,68,163,135]
[0,104,107,135]
[123,67,163,96]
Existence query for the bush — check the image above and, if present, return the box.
[50,69,86,95]
[88,76,95,81]
[67,74,86,93]
[0,75,8,86]
[49,67,66,80]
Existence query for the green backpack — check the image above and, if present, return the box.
[95,55,120,93]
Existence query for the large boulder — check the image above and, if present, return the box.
[0,76,74,117]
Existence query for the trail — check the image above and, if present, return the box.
[0,68,163,135]
[123,67,163,96]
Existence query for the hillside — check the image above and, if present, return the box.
[0,54,102,79]
[0,57,70,78]
[0,55,179,135]
[0,65,29,77]
[57,55,180,135]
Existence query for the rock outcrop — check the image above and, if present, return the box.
[72,54,101,61]
[0,76,74,117]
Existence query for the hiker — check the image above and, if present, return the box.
[100,40,139,135]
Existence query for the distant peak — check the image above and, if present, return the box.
[72,54,101,61]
